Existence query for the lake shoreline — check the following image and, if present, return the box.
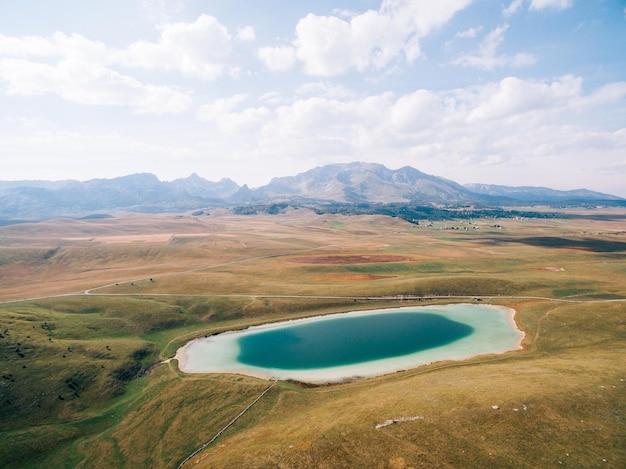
[175,303,524,384]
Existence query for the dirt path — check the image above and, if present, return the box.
[3,224,626,307]
[0,231,402,304]
[84,231,403,295]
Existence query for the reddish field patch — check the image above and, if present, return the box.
[317,273,395,281]
[287,254,411,264]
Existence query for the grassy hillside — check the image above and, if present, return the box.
[1,209,625,467]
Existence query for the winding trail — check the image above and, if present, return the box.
[0,231,402,304]
[3,223,625,468]
[85,231,405,295]
[2,225,626,307]
[176,379,277,469]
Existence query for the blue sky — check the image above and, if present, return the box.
[1,0,625,196]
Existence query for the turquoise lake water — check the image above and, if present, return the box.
[237,313,474,369]
[176,304,524,384]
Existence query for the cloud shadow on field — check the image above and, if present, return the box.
[480,236,626,252]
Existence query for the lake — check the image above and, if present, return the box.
[176,304,524,384]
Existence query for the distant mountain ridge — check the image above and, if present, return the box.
[0,173,239,218]
[463,183,622,202]
[0,162,622,218]
[231,162,486,205]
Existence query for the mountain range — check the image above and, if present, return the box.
[0,162,623,219]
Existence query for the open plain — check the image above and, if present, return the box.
[1,208,625,468]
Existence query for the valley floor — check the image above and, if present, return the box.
[0,208,624,468]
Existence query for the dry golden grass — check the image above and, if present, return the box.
[1,207,625,468]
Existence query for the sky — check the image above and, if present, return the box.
[0,0,625,196]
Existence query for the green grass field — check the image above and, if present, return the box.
[1,209,625,468]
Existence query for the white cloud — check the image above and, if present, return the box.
[503,0,524,17]
[256,96,378,157]
[529,0,573,11]
[190,75,624,192]
[239,76,609,151]
[0,18,237,84]
[139,0,188,23]
[574,82,626,108]
[293,10,412,76]
[0,15,242,113]
[455,26,483,38]
[501,0,573,16]
[219,106,272,134]
[0,56,191,114]
[196,94,271,134]
[237,26,256,42]
[196,94,249,122]
[5,116,42,127]
[453,24,536,70]
[1,127,135,181]
[600,146,626,176]
[259,91,285,105]
[293,14,362,76]
[295,82,355,99]
[380,0,473,36]
[3,69,624,194]
[0,32,109,64]
[465,75,582,122]
[384,90,441,133]
[257,46,296,71]
[279,0,472,76]
[331,8,360,18]
[121,15,232,80]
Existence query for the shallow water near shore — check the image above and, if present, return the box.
[176,304,524,384]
